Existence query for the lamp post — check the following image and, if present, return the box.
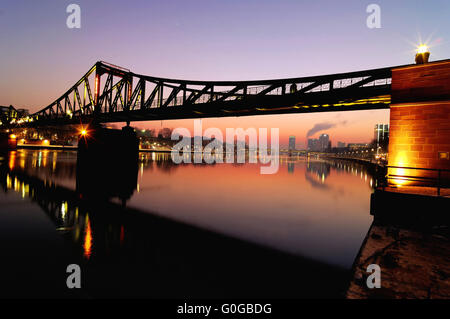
[415,45,430,64]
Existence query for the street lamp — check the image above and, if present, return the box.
[415,44,430,64]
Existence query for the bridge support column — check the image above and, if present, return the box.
[388,60,450,185]
[0,132,17,151]
[77,125,139,159]
[76,126,139,202]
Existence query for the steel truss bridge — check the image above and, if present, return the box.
[4,61,394,128]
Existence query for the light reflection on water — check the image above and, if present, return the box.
[2,149,379,269]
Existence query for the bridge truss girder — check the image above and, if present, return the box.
[6,61,393,128]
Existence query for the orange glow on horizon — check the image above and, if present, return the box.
[124,109,389,148]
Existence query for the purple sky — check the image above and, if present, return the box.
[1,0,449,147]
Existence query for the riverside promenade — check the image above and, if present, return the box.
[347,185,450,299]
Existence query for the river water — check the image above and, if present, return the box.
[0,149,380,298]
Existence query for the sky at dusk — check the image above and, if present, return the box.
[1,0,450,148]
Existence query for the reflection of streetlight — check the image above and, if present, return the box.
[415,44,430,64]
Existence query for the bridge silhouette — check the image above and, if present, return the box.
[3,58,450,189]
[3,61,395,127]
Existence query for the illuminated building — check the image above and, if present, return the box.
[319,134,330,152]
[374,124,389,148]
[289,136,296,151]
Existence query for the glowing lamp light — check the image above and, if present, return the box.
[389,153,411,187]
[10,134,16,139]
[81,130,87,136]
[43,139,50,145]
[415,44,430,64]
[417,44,428,54]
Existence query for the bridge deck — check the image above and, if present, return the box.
[6,60,435,127]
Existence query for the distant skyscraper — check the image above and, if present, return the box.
[308,136,330,152]
[319,134,330,152]
[337,141,346,148]
[308,138,319,151]
[289,136,296,151]
[374,124,389,148]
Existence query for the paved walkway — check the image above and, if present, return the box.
[346,221,450,299]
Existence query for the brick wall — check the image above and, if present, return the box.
[389,102,450,169]
[388,60,450,183]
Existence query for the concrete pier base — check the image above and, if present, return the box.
[0,132,17,151]
[370,188,450,226]
[76,126,139,203]
[77,125,139,159]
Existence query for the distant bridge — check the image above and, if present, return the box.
[3,61,394,128]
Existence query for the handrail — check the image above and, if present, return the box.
[384,165,449,196]
[386,165,450,172]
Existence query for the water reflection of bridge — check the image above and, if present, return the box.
[0,159,351,298]
[2,151,445,298]
[8,149,386,204]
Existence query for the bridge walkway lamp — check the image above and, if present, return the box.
[415,45,430,64]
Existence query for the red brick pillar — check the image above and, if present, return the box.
[388,60,450,185]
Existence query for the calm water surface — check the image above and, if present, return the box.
[0,149,379,298]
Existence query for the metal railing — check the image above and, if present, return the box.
[384,165,450,196]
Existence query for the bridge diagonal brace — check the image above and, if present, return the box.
[345,74,386,89]
[73,87,83,113]
[162,84,183,107]
[56,100,64,116]
[295,79,331,95]
[127,79,142,110]
[257,83,283,96]
[97,74,113,111]
[186,85,213,104]
[144,83,161,109]
[111,80,125,112]
[84,79,95,109]
[65,96,73,114]
[215,85,245,102]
